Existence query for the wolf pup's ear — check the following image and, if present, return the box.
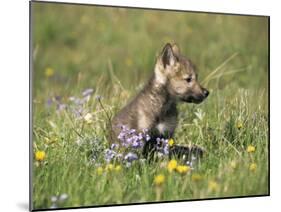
[172,43,180,56]
[161,43,178,68]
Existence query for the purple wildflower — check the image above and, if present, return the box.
[163,145,169,155]
[155,137,170,155]
[156,137,161,145]
[46,98,53,107]
[129,129,136,134]
[69,96,86,105]
[110,143,119,149]
[56,103,67,112]
[117,125,150,149]
[104,149,117,163]
[131,136,143,148]
[72,106,83,118]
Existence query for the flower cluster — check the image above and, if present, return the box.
[246,144,257,172]
[104,146,123,163]
[176,165,190,174]
[104,125,178,165]
[69,88,94,118]
[155,137,169,156]
[46,96,67,113]
[167,159,191,174]
[103,126,153,165]
[96,164,122,175]
[117,125,150,148]
[118,125,173,158]
[46,88,96,118]
[104,144,140,165]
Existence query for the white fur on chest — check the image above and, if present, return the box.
[156,120,176,135]
[156,122,167,134]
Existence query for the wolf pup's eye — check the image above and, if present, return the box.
[186,77,192,83]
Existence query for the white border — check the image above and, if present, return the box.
[1,0,279,212]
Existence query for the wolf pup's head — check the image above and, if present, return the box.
[154,43,209,104]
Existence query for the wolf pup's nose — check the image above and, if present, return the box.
[203,89,209,98]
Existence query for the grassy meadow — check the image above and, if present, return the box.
[31,2,269,210]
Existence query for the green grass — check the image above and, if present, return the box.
[31,2,269,210]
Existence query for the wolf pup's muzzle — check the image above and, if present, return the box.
[183,87,209,104]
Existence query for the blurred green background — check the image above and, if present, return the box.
[32,2,268,100]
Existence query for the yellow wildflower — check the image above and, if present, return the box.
[115,165,122,172]
[230,161,237,169]
[247,145,256,153]
[45,67,54,77]
[176,165,190,174]
[167,159,177,172]
[168,139,174,147]
[96,167,103,175]
[125,57,133,67]
[191,173,203,182]
[249,163,257,172]
[35,150,46,161]
[208,180,219,192]
[105,164,114,171]
[154,174,165,186]
[236,121,243,130]
[84,113,93,124]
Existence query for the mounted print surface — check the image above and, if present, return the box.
[30,1,269,211]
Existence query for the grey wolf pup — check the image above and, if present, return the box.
[111,43,209,160]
